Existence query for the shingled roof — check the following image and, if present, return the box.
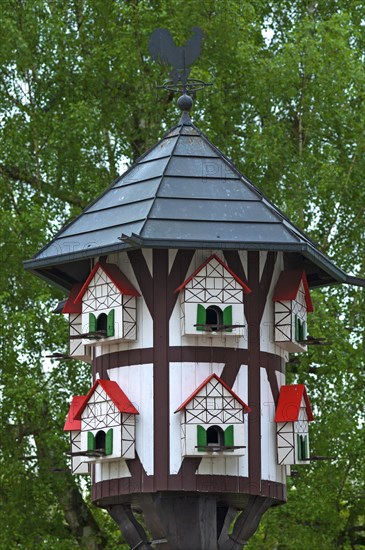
[24,110,364,291]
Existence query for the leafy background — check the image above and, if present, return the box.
[0,1,364,548]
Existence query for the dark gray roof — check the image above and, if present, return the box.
[24,111,364,291]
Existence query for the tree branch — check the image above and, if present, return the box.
[0,163,86,208]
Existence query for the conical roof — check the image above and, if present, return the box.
[24,111,363,290]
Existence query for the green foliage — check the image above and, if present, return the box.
[0,0,364,548]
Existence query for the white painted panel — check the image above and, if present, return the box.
[197,456,241,477]
[108,363,154,475]
[259,251,268,280]
[261,367,286,484]
[170,298,182,346]
[260,253,289,360]
[169,362,224,474]
[232,365,249,478]
[94,459,131,481]
[275,370,286,390]
[168,249,179,273]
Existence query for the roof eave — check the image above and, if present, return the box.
[23,235,365,291]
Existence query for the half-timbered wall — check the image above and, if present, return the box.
[179,376,246,458]
[276,397,309,465]
[181,255,245,337]
[90,248,287,505]
[170,250,248,349]
[274,280,307,353]
[70,431,89,474]
[80,386,136,462]
[81,266,137,344]
[93,251,152,356]
[69,313,91,362]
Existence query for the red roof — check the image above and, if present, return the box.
[175,373,251,413]
[272,270,314,312]
[74,262,140,304]
[63,395,85,431]
[175,254,251,294]
[62,283,83,314]
[274,384,314,422]
[74,379,139,419]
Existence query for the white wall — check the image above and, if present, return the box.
[108,363,154,475]
[261,367,286,483]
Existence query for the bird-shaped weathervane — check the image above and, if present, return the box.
[148,27,209,95]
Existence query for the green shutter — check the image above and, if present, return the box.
[105,428,113,455]
[224,425,234,447]
[87,432,95,451]
[196,304,206,331]
[197,425,207,451]
[107,309,115,337]
[89,313,97,333]
[301,320,307,341]
[223,305,233,332]
[297,434,302,460]
[301,435,308,460]
[294,315,299,341]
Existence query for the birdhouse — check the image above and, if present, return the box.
[63,396,89,475]
[175,373,250,457]
[273,270,314,352]
[74,262,140,344]
[175,254,251,337]
[25,91,363,548]
[70,379,139,463]
[275,384,314,465]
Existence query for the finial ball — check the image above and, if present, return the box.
[177,94,193,112]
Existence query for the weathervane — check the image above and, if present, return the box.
[148,27,210,99]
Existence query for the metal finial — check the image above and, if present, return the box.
[177,94,193,112]
[148,27,211,96]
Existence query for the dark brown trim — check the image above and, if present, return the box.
[258,251,277,322]
[93,348,154,378]
[153,249,169,490]
[260,353,285,404]
[261,479,286,501]
[166,249,195,319]
[219,351,243,389]
[127,249,154,316]
[169,346,250,366]
[246,251,261,494]
[92,476,286,504]
[93,347,284,381]
[265,366,280,404]
[223,250,249,322]
[223,250,249,286]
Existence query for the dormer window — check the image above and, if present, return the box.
[175,254,251,337]
[97,313,107,333]
[88,310,115,337]
[95,430,106,451]
[68,379,139,464]
[275,384,314,466]
[87,428,113,456]
[273,270,313,353]
[70,262,139,343]
[206,306,222,329]
[175,374,250,457]
[207,425,224,446]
